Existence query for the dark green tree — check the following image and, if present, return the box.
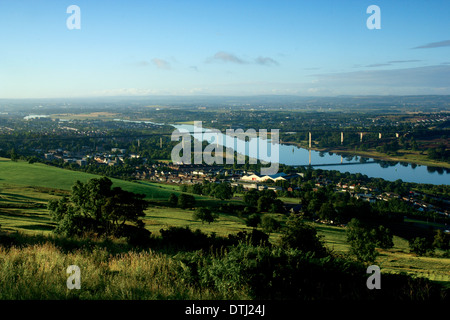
[246,213,261,229]
[346,218,378,263]
[9,148,18,162]
[168,193,178,207]
[409,237,434,256]
[178,193,196,209]
[260,214,281,234]
[280,213,327,257]
[433,229,450,250]
[257,196,273,212]
[48,177,149,239]
[193,207,218,224]
[372,225,394,249]
[243,189,260,207]
[211,182,233,200]
[318,201,336,221]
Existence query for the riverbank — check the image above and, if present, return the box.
[285,141,450,169]
[172,122,450,170]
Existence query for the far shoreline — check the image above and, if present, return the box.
[281,141,450,170]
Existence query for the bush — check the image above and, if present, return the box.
[228,229,270,247]
[159,226,231,251]
[175,243,449,300]
[121,224,152,247]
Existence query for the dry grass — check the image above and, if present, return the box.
[0,242,228,300]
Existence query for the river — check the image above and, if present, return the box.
[113,119,449,185]
[171,123,449,185]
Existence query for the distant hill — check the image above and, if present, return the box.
[1,94,449,112]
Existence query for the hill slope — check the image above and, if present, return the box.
[0,158,176,200]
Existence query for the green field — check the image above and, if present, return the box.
[0,158,449,288]
[314,223,450,287]
[0,158,246,236]
[0,158,181,200]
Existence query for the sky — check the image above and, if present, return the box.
[0,0,449,99]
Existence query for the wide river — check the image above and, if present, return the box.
[171,123,449,186]
[114,120,449,185]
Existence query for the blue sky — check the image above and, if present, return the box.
[0,0,449,98]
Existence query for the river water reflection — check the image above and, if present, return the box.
[171,123,449,185]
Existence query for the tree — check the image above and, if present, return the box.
[433,229,450,250]
[212,182,233,200]
[168,193,178,207]
[48,177,149,239]
[372,225,394,249]
[243,189,259,207]
[305,198,321,217]
[246,213,261,229]
[260,214,281,234]
[280,213,327,257]
[257,196,273,213]
[409,237,434,256]
[178,193,196,209]
[193,207,218,224]
[318,202,335,221]
[9,148,18,162]
[269,199,284,214]
[346,218,378,263]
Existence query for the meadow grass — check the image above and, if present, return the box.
[144,206,251,237]
[0,242,236,300]
[313,222,450,288]
[0,158,181,200]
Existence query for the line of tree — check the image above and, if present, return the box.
[180,181,234,200]
[409,230,450,257]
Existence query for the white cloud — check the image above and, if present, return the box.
[207,51,247,64]
[255,56,279,66]
[413,40,450,49]
[152,58,171,69]
[206,52,279,66]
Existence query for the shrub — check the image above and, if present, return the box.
[228,229,270,247]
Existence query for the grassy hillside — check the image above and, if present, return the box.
[0,158,249,236]
[0,158,449,289]
[0,158,179,200]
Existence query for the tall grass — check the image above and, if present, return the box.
[1,238,448,300]
[0,242,230,300]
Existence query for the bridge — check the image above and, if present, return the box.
[301,130,403,165]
